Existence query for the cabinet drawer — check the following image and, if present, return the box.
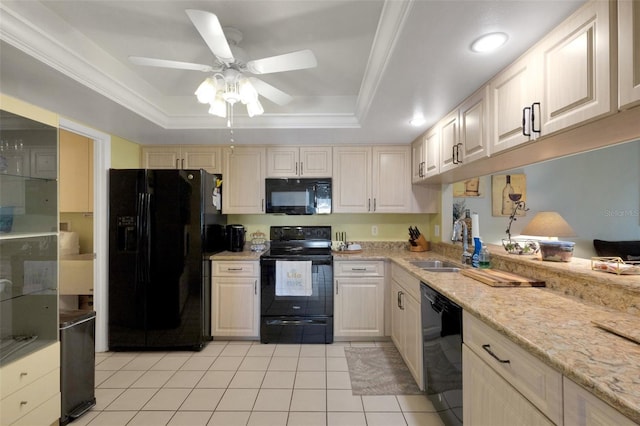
[213,261,258,277]
[463,312,563,425]
[12,392,60,426]
[0,343,59,396]
[390,263,421,301]
[1,368,59,425]
[334,260,384,276]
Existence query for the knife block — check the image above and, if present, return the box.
[410,234,430,252]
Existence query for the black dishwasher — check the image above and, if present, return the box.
[421,282,463,426]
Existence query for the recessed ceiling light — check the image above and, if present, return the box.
[410,115,426,127]
[471,32,508,53]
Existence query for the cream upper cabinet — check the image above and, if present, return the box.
[619,0,640,110]
[372,146,412,213]
[489,53,540,154]
[459,86,490,164]
[222,147,265,214]
[536,0,613,135]
[438,110,459,173]
[424,126,440,178]
[266,146,332,177]
[411,137,424,183]
[332,146,371,213]
[142,145,222,173]
[60,129,93,212]
[333,146,414,213]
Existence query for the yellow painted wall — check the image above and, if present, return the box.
[0,94,58,127]
[229,213,436,243]
[111,135,141,168]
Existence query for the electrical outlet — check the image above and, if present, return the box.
[434,225,440,237]
[371,225,378,236]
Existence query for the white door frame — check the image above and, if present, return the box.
[59,118,110,352]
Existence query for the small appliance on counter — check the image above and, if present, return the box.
[227,224,246,252]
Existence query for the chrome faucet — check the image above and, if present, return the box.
[452,218,472,265]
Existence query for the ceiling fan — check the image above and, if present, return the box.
[129,9,318,125]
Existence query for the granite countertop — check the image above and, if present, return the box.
[210,249,264,260]
[211,241,640,421]
[337,243,640,423]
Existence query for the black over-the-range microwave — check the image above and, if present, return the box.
[265,178,331,215]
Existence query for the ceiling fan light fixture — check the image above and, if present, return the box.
[246,100,264,118]
[195,77,217,104]
[471,32,508,53]
[239,78,259,104]
[208,94,227,118]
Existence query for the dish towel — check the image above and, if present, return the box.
[276,260,313,296]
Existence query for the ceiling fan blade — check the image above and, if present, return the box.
[246,49,317,75]
[186,9,235,65]
[249,78,293,106]
[129,56,215,72]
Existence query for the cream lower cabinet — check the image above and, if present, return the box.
[142,145,222,173]
[212,261,260,338]
[463,311,563,425]
[463,345,554,426]
[334,261,384,338]
[564,377,637,426]
[0,343,60,426]
[390,264,422,390]
[619,0,640,110]
[222,147,265,214]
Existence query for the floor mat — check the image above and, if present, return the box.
[344,346,422,395]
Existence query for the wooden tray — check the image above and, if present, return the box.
[461,268,545,287]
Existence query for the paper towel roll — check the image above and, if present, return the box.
[471,213,480,239]
[59,231,80,256]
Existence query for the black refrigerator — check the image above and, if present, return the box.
[108,169,227,351]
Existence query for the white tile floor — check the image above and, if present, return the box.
[76,341,446,426]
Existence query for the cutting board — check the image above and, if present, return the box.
[461,268,545,287]
[592,318,640,345]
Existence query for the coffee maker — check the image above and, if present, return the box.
[226,224,246,252]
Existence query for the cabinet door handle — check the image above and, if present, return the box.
[373,198,376,212]
[300,162,303,175]
[254,280,257,295]
[262,199,265,212]
[522,107,531,137]
[176,159,180,169]
[456,143,463,164]
[295,162,298,175]
[451,145,458,164]
[482,344,510,364]
[181,158,185,169]
[335,280,339,295]
[397,291,401,308]
[531,102,541,134]
[368,199,371,212]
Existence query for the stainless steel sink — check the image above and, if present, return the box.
[408,259,461,272]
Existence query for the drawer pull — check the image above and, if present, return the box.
[227,268,243,271]
[350,267,367,271]
[20,401,28,406]
[20,372,28,377]
[482,344,510,364]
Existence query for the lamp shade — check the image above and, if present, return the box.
[521,211,575,238]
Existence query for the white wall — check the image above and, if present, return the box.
[452,140,640,258]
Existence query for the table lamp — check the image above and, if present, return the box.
[521,211,576,262]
